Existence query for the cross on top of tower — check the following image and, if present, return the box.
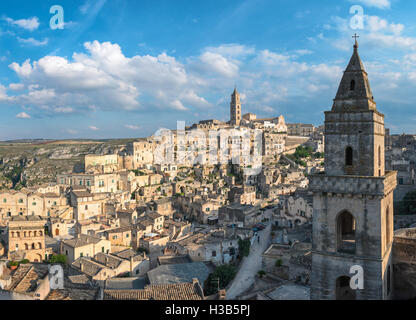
[353,33,359,49]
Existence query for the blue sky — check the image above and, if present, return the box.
[0,0,416,139]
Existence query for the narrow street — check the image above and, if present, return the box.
[226,212,272,300]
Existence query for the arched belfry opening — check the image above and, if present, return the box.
[345,147,353,166]
[336,276,356,300]
[337,211,356,254]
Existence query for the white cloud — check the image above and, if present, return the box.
[125,124,140,130]
[16,112,31,119]
[366,16,403,35]
[7,40,209,114]
[9,83,24,91]
[257,50,291,65]
[54,107,74,114]
[198,52,239,78]
[351,0,391,9]
[5,16,40,31]
[294,49,313,56]
[203,44,255,59]
[17,37,48,46]
[64,129,78,135]
[0,41,362,121]
[88,126,99,131]
[80,0,107,15]
[0,85,12,102]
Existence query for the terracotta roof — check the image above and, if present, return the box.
[46,290,71,300]
[63,234,103,248]
[103,281,204,300]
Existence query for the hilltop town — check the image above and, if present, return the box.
[0,41,416,301]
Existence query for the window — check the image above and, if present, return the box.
[18,199,23,204]
[80,253,83,257]
[350,80,355,91]
[212,250,217,257]
[345,147,353,166]
[3,199,6,203]
[337,211,356,254]
[32,202,36,206]
[102,247,105,253]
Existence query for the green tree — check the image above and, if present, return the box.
[257,270,266,278]
[204,264,237,295]
[238,239,251,258]
[48,254,68,264]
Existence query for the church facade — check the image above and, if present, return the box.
[309,39,397,300]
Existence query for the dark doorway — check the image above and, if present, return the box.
[336,276,356,300]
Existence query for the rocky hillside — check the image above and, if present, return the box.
[0,139,134,189]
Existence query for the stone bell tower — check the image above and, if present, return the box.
[230,87,241,126]
[309,38,397,300]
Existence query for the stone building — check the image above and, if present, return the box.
[287,123,315,136]
[309,40,397,300]
[61,234,111,264]
[8,216,46,262]
[0,189,68,220]
[128,139,155,169]
[84,154,120,174]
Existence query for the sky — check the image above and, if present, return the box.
[0,0,416,140]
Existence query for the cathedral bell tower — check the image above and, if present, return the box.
[230,87,241,126]
[309,38,397,300]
